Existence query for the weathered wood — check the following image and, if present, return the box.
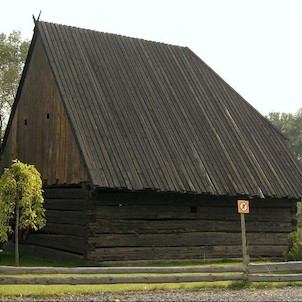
[86,194,295,262]
[1,20,298,264]
[0,265,244,275]
[248,274,302,282]
[1,36,88,185]
[1,261,301,284]
[248,261,302,273]
[10,186,90,261]
[45,210,87,226]
[248,245,288,257]
[40,223,87,237]
[88,245,288,261]
[24,234,87,254]
[91,232,288,248]
[88,246,219,262]
[95,204,292,221]
[94,194,294,208]
[44,199,87,211]
[91,219,292,234]
[43,187,88,199]
[0,274,243,285]
[8,244,83,261]
[240,213,249,268]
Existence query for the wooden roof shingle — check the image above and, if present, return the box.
[31,21,302,198]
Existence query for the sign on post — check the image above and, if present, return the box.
[237,199,250,269]
[238,200,249,214]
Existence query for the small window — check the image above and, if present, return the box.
[47,113,50,119]
[24,119,27,126]
[190,206,198,213]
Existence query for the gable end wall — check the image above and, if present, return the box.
[1,35,88,185]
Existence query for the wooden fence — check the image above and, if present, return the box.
[0,262,301,284]
[247,261,302,282]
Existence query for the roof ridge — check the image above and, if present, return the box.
[37,20,186,50]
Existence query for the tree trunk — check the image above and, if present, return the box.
[15,193,20,267]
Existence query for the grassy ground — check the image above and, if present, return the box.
[0,282,239,297]
[1,280,302,297]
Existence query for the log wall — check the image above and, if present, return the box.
[18,186,89,261]
[87,192,297,262]
[13,189,297,263]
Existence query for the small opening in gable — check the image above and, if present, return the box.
[24,119,27,126]
[47,113,50,119]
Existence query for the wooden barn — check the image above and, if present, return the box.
[1,21,302,263]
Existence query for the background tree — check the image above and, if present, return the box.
[0,160,46,266]
[266,108,302,162]
[0,31,29,141]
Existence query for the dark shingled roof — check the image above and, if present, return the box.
[35,21,302,198]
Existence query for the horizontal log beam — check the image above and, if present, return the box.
[90,219,293,234]
[248,273,302,282]
[248,261,302,273]
[40,223,87,237]
[88,245,287,261]
[0,265,244,275]
[45,210,87,226]
[0,273,243,285]
[95,205,292,222]
[92,232,288,248]
[44,187,88,199]
[44,199,87,211]
[23,234,87,254]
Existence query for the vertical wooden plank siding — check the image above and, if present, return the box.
[1,36,88,186]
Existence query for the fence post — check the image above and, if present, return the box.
[240,213,249,270]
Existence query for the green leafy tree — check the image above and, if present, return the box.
[0,160,46,266]
[284,227,302,261]
[266,108,302,161]
[0,31,29,140]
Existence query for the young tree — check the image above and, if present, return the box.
[0,31,29,141]
[266,108,302,162]
[0,160,46,266]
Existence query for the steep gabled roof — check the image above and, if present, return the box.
[9,21,302,198]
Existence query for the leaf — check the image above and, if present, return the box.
[0,160,46,242]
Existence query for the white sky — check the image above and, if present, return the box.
[1,0,302,115]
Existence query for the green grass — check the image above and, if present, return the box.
[0,281,237,297]
[1,281,302,297]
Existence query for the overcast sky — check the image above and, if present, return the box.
[1,0,302,115]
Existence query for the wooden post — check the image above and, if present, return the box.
[237,200,250,270]
[240,213,249,269]
[15,193,20,267]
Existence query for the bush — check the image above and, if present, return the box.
[284,227,302,261]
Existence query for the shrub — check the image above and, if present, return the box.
[284,227,302,261]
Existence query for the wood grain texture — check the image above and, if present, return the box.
[17,186,89,260]
[86,192,296,262]
[0,35,88,186]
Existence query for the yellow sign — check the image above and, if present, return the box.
[238,200,249,214]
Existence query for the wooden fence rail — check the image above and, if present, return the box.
[0,262,301,284]
[247,261,302,282]
[0,265,244,275]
